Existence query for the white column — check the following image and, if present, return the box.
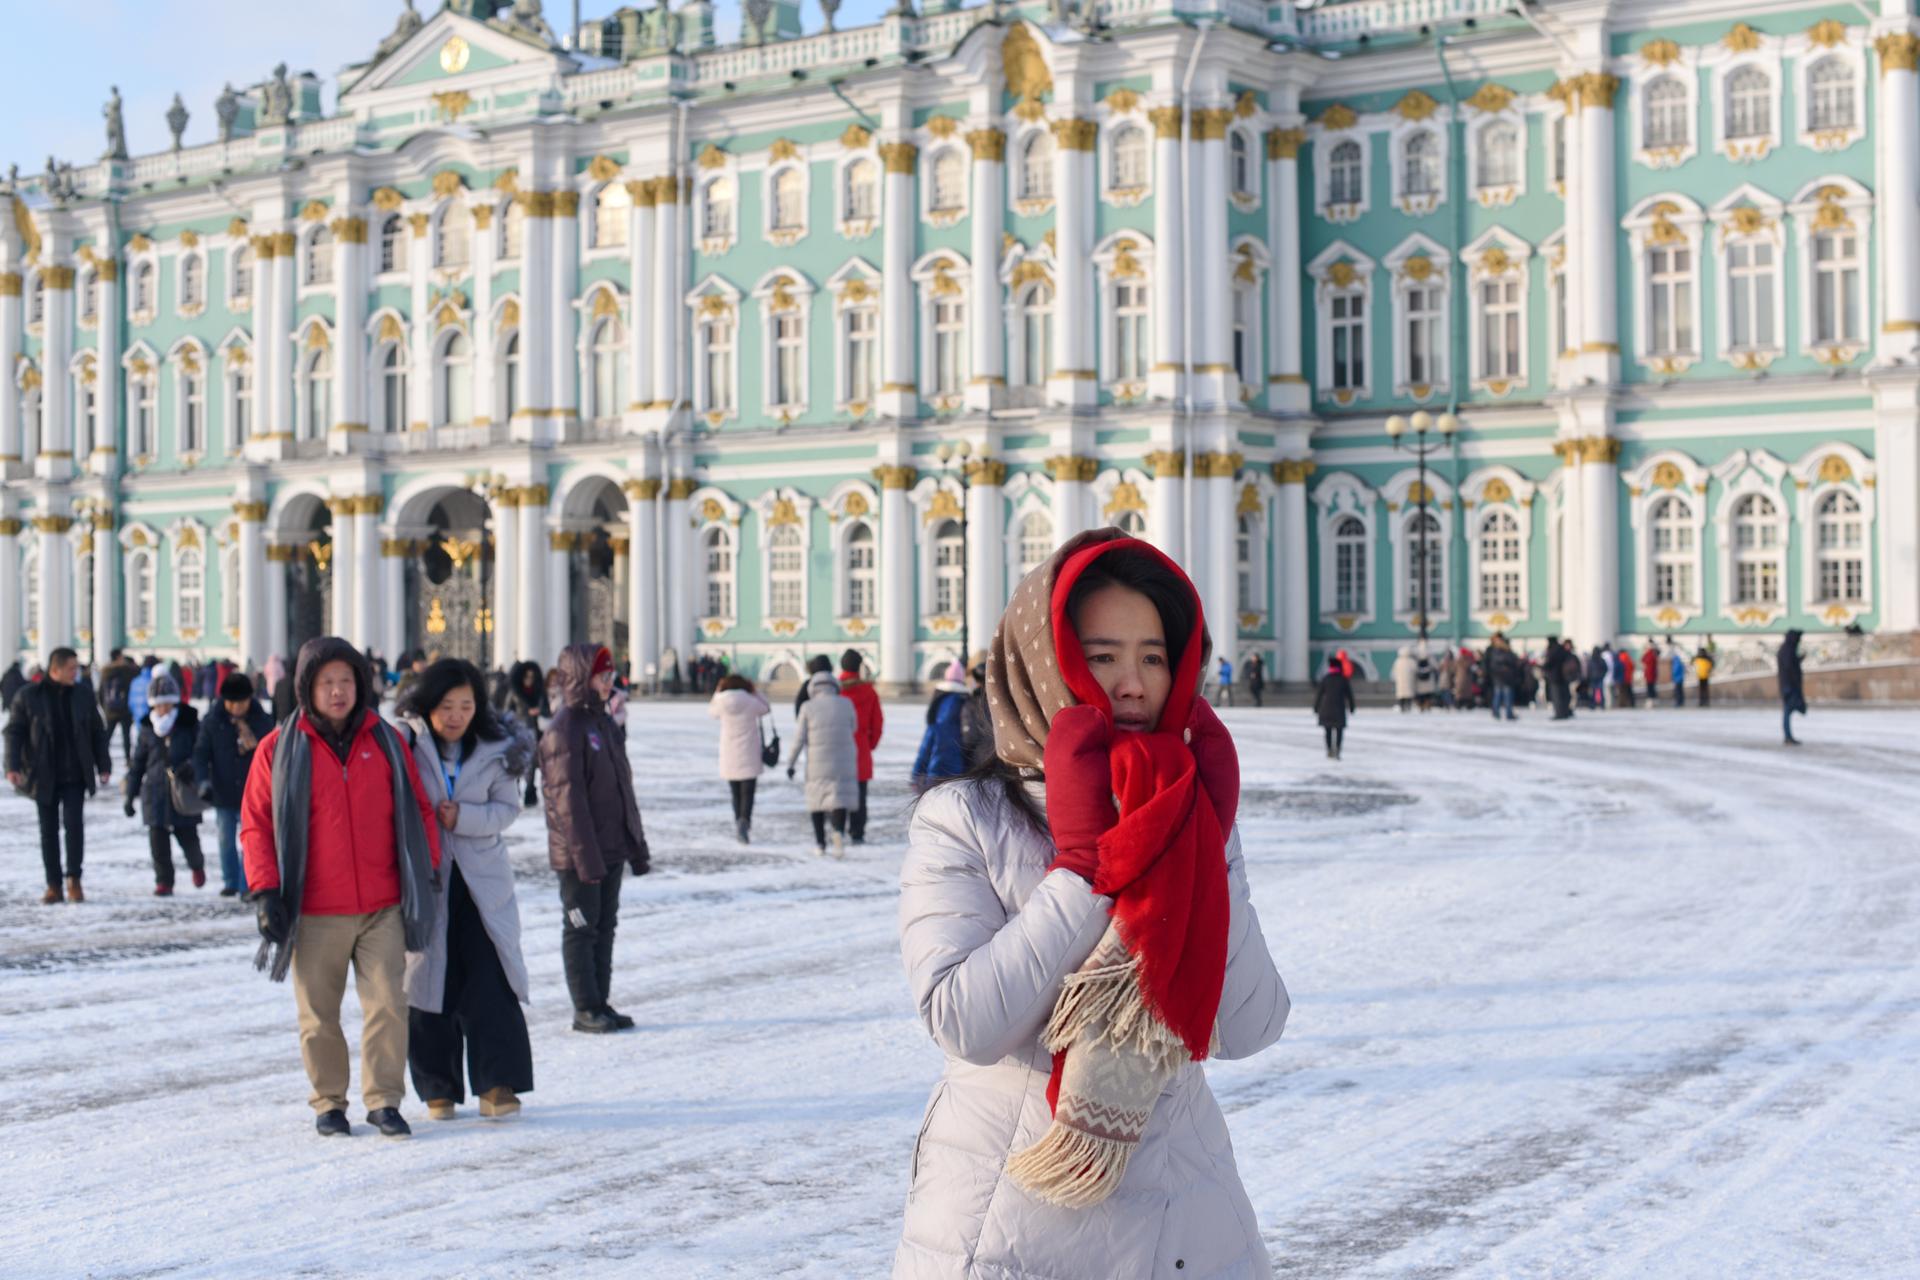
[38,518,73,654]
[1267,128,1306,413]
[38,265,72,479]
[0,517,20,662]
[1050,455,1093,541]
[966,129,1005,411]
[248,235,275,441]
[92,265,120,475]
[1146,451,1185,561]
[1052,118,1096,408]
[1274,462,1311,684]
[629,183,655,412]
[627,479,659,686]
[271,231,297,438]
[548,529,571,650]
[1200,455,1237,674]
[1878,32,1920,356]
[879,142,918,418]
[1578,438,1621,644]
[353,500,379,652]
[1149,107,1185,403]
[472,207,496,427]
[876,465,915,687]
[517,194,552,436]
[1872,370,1920,630]
[491,492,519,664]
[651,177,679,413]
[1193,108,1232,406]
[0,268,19,467]
[663,478,692,667]
[332,214,368,443]
[516,485,548,665]
[965,462,1003,646]
[90,514,117,669]
[409,215,433,431]
[1573,74,1619,383]
[328,500,355,641]
[237,504,267,669]
[379,535,406,664]
[550,190,580,424]
[265,544,290,661]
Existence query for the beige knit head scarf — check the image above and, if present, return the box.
[984,528,1131,771]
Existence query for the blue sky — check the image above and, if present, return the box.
[0,0,895,180]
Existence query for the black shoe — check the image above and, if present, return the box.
[572,1009,619,1034]
[219,886,240,898]
[601,1005,636,1030]
[366,1107,412,1139]
[315,1109,352,1137]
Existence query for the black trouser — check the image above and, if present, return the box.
[149,822,205,888]
[37,784,87,887]
[728,778,758,826]
[1250,684,1264,708]
[809,809,847,845]
[410,865,533,1104]
[1698,679,1710,707]
[106,712,133,763]
[1323,726,1344,755]
[559,862,625,1014]
[848,780,869,841]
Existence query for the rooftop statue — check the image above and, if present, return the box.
[374,0,424,62]
[215,84,241,143]
[166,94,190,152]
[103,86,129,161]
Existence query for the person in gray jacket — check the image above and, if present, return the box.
[787,666,859,858]
[398,659,536,1120]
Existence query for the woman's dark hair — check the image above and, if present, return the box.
[717,674,754,693]
[1062,546,1196,675]
[400,657,503,752]
[219,672,255,702]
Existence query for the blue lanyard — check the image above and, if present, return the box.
[441,754,461,798]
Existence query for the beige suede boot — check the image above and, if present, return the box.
[479,1087,520,1119]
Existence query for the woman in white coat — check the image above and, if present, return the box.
[709,674,772,843]
[1391,645,1417,712]
[896,530,1289,1279]
[398,659,535,1121]
[788,662,859,857]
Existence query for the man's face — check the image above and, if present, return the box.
[223,697,252,719]
[48,658,78,686]
[311,661,359,723]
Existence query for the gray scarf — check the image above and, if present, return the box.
[253,710,438,982]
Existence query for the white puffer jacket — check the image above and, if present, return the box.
[708,687,772,781]
[895,777,1290,1279]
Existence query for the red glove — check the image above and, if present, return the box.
[1186,699,1240,832]
[1043,704,1117,884]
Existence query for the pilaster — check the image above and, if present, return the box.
[1148,106,1185,403]
[874,462,918,687]
[1266,127,1309,414]
[1051,118,1097,409]
[966,128,1006,411]
[878,141,918,418]
[625,476,661,684]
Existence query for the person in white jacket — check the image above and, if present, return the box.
[708,675,772,843]
[895,530,1289,1279]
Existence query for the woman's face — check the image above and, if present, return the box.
[430,684,476,743]
[1072,582,1172,732]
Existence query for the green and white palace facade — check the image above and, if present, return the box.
[3,0,1918,688]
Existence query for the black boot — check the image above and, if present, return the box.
[366,1107,412,1139]
[601,1005,636,1030]
[572,1009,619,1034]
[315,1109,352,1137]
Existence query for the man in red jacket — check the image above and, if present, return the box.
[836,649,883,844]
[242,637,440,1139]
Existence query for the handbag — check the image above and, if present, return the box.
[167,758,208,818]
[760,716,781,769]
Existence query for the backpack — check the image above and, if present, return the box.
[103,675,129,716]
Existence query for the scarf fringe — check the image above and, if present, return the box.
[1004,1122,1138,1209]
[1041,947,1196,1076]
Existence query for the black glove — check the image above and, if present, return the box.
[786,764,796,781]
[124,799,136,818]
[255,889,290,945]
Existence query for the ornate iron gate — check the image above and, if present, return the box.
[409,534,493,667]
[287,539,332,654]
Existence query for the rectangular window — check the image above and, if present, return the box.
[1727,240,1776,350]
[934,536,964,614]
[772,314,803,408]
[232,368,252,442]
[845,307,876,404]
[1232,289,1252,384]
[1479,278,1521,379]
[1647,245,1693,356]
[1406,286,1443,386]
[134,380,156,457]
[183,375,205,453]
[1812,232,1862,345]
[848,536,876,616]
[1114,281,1148,381]
[703,319,735,412]
[932,300,965,395]
[1331,292,1366,390]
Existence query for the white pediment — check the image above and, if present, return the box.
[341,8,572,103]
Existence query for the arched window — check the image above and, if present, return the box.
[180,254,205,309]
[1109,125,1147,190]
[1476,509,1523,612]
[1725,66,1771,140]
[590,318,625,421]
[1236,515,1254,612]
[1113,278,1149,381]
[1808,57,1856,132]
[1020,131,1055,201]
[1403,132,1440,197]
[1021,283,1053,388]
[701,312,735,412]
[933,518,965,613]
[702,176,733,239]
[845,521,877,616]
[230,242,254,304]
[594,182,631,249]
[304,225,333,286]
[499,201,524,260]
[126,548,156,634]
[1731,492,1781,605]
[379,343,407,432]
[131,261,155,314]
[1404,510,1443,612]
[302,347,332,439]
[1016,511,1053,576]
[438,331,471,426]
[437,209,471,269]
[1329,140,1363,205]
[844,159,878,222]
[501,331,521,420]
[181,362,206,453]
[222,545,242,636]
[1811,229,1863,346]
[379,214,408,274]
[702,525,735,619]
[1334,515,1367,613]
[929,151,965,214]
[1116,509,1147,537]
[1230,131,1254,198]
[1815,489,1864,602]
[1649,494,1696,605]
[770,169,804,232]
[1476,122,1519,189]
[768,524,804,617]
[177,547,205,634]
[1643,77,1689,149]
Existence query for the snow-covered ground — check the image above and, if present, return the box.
[2,701,1916,1279]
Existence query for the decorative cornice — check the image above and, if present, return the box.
[966,128,1005,162]
[1143,449,1185,479]
[1050,119,1098,151]
[965,458,1007,486]
[331,216,368,244]
[42,266,75,289]
[1273,459,1316,485]
[1878,32,1920,75]
[1148,106,1183,139]
[232,501,268,522]
[879,141,919,175]
[665,478,698,501]
[31,516,74,534]
[1189,107,1234,141]
[1266,128,1306,161]
[1045,455,1100,484]
[623,478,663,501]
[1193,451,1244,479]
[872,464,918,490]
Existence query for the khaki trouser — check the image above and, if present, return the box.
[290,907,407,1114]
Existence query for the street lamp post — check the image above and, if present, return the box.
[1383,409,1458,645]
[933,438,981,667]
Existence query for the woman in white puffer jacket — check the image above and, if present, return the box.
[895,530,1289,1279]
[708,675,772,843]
